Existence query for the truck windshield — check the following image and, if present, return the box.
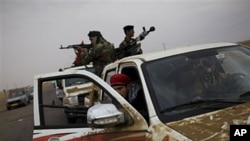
[142,45,250,122]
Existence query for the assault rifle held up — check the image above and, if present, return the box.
[115,26,155,60]
[60,42,93,66]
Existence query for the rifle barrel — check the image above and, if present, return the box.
[59,44,92,49]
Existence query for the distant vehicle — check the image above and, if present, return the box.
[6,89,30,110]
[25,85,34,100]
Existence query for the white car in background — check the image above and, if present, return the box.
[6,89,30,110]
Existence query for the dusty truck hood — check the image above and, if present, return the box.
[167,102,250,141]
[65,82,93,96]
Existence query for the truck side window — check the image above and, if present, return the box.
[38,75,123,128]
[104,69,116,85]
[121,67,149,123]
[101,69,116,104]
[39,77,98,126]
[121,67,141,86]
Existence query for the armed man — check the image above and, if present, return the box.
[117,25,155,59]
[119,25,143,54]
[60,41,92,67]
[78,31,115,77]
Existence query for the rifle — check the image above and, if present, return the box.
[59,43,92,49]
[115,26,155,59]
[60,42,92,67]
[136,26,155,41]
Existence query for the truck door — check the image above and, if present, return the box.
[33,70,149,141]
[103,62,149,123]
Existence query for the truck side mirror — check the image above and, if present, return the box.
[87,103,129,128]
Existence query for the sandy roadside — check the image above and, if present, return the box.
[0,92,7,111]
[238,40,250,47]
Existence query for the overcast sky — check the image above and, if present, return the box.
[0,0,250,91]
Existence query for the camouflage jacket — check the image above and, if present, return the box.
[119,37,141,49]
[118,37,142,58]
[193,66,237,96]
[119,37,136,49]
[80,39,115,76]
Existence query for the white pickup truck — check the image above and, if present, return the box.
[56,65,95,123]
[33,42,250,141]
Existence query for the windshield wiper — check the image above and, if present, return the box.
[160,98,246,114]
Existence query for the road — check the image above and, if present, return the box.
[0,101,33,141]
[0,83,73,141]
[0,84,65,141]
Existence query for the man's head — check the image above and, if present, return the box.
[110,73,130,98]
[192,59,214,74]
[123,25,134,37]
[88,31,102,45]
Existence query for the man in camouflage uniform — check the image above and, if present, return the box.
[192,59,243,97]
[118,25,143,59]
[79,31,115,76]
